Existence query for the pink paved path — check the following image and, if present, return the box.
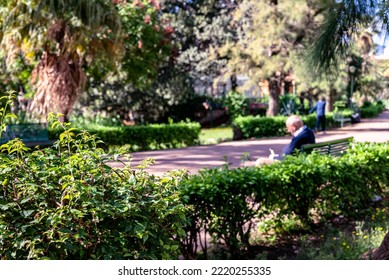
[108,111,389,176]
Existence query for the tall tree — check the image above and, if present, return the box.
[223,0,324,116]
[75,0,175,124]
[162,0,238,93]
[0,0,121,121]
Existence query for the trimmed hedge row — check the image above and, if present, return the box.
[48,121,201,151]
[360,102,385,118]
[178,142,389,258]
[232,112,353,140]
[233,102,385,140]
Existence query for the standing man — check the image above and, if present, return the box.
[310,96,326,134]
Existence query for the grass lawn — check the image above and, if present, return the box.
[199,126,233,145]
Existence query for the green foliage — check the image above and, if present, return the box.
[232,112,361,139]
[179,142,389,258]
[233,115,287,139]
[179,166,267,258]
[163,0,235,81]
[279,94,301,116]
[117,0,172,88]
[232,114,317,139]
[359,101,385,118]
[0,91,17,140]
[306,0,383,76]
[223,0,324,116]
[0,99,188,259]
[199,126,233,145]
[224,91,249,120]
[297,221,388,260]
[49,121,201,152]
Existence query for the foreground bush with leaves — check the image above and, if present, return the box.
[0,110,188,259]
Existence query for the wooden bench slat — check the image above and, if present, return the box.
[301,137,353,156]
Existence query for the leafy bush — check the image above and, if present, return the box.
[232,114,317,139]
[232,111,357,140]
[279,94,301,116]
[179,166,268,258]
[179,142,389,258]
[49,121,201,151]
[0,112,188,259]
[224,91,249,120]
[359,102,385,118]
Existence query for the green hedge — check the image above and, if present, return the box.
[360,102,385,118]
[48,121,201,151]
[179,142,389,258]
[232,112,353,139]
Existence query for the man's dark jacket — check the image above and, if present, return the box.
[282,126,315,156]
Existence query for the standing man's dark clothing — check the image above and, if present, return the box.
[282,125,316,155]
[310,98,326,133]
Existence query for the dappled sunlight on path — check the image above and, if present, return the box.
[108,110,389,176]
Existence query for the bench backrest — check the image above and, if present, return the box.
[0,123,49,144]
[333,112,344,120]
[300,137,354,156]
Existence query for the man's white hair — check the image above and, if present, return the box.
[286,115,303,128]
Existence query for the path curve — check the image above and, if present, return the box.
[108,111,389,176]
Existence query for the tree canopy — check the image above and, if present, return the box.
[307,0,389,76]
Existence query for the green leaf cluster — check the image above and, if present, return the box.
[0,102,188,260]
[360,101,385,118]
[179,141,389,258]
[49,121,201,151]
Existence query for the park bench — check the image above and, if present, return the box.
[333,112,351,127]
[300,136,354,156]
[0,123,55,148]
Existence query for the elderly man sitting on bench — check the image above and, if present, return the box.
[256,115,315,166]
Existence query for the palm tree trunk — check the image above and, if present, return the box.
[28,51,86,121]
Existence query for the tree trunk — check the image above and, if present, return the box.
[327,87,337,112]
[372,231,389,260]
[28,51,86,121]
[267,78,281,116]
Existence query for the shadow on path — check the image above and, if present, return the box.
[108,110,389,176]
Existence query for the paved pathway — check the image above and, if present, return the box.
[108,111,389,176]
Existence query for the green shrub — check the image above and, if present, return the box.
[279,94,301,116]
[232,114,318,139]
[360,102,384,118]
[224,91,249,120]
[179,142,389,258]
[49,121,201,151]
[232,111,359,140]
[232,115,287,139]
[179,166,269,258]
[0,115,188,260]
